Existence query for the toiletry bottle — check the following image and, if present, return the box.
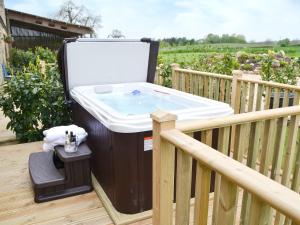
[64,130,71,152]
[65,131,68,144]
[69,131,76,152]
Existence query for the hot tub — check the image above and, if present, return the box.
[70,82,233,133]
[58,38,233,214]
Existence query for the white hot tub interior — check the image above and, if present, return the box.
[94,88,207,116]
[71,82,233,133]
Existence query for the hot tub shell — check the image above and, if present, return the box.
[59,38,233,214]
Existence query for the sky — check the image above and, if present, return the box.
[5,0,300,41]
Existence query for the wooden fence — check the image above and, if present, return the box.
[157,65,300,114]
[151,106,300,225]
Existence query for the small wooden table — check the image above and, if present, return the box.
[29,143,92,203]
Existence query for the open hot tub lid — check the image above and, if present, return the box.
[58,38,159,99]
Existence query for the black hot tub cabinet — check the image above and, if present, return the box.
[58,38,233,214]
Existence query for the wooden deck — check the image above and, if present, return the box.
[0,141,242,225]
[0,142,113,225]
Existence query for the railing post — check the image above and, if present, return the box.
[151,110,177,225]
[231,70,243,114]
[39,60,46,75]
[171,63,180,90]
[230,70,243,152]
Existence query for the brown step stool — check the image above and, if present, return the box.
[29,143,92,203]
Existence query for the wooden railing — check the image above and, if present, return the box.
[151,107,300,225]
[234,76,300,113]
[171,65,233,104]
[164,65,300,113]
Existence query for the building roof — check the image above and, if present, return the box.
[6,9,93,37]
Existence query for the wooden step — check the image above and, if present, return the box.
[29,151,66,188]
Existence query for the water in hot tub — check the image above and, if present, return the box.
[96,89,200,115]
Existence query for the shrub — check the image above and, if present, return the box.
[261,51,299,84]
[9,47,56,72]
[157,63,172,87]
[9,48,35,72]
[158,49,300,85]
[0,60,71,142]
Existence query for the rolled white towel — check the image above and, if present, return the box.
[42,125,88,151]
[43,125,87,143]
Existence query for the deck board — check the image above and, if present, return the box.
[0,141,242,225]
[0,142,113,225]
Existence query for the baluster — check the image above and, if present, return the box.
[212,127,231,225]
[175,148,193,225]
[225,79,232,105]
[248,195,264,225]
[284,124,299,225]
[264,86,271,110]
[199,76,204,97]
[279,114,300,225]
[219,79,225,102]
[171,63,179,90]
[220,123,249,225]
[240,82,249,113]
[292,91,300,106]
[194,162,211,225]
[216,176,238,225]
[185,72,190,93]
[256,84,263,111]
[240,121,263,225]
[214,78,220,101]
[201,130,213,146]
[258,119,277,225]
[189,73,194,94]
[291,130,300,192]
[283,90,290,107]
[248,82,255,112]
[203,76,209,98]
[231,71,242,114]
[271,117,288,182]
[260,119,277,175]
[181,72,185,92]
[233,123,250,162]
[209,77,214,99]
[195,75,200,96]
[273,88,280,109]
[270,117,288,225]
[281,115,300,186]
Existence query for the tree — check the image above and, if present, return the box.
[203,33,246,44]
[205,33,220,43]
[278,38,290,47]
[107,29,125,38]
[55,0,101,35]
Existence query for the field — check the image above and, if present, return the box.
[159,43,300,64]
[156,42,300,87]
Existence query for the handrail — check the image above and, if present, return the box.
[161,128,300,224]
[174,67,300,91]
[174,68,233,80]
[238,77,300,91]
[176,105,300,132]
